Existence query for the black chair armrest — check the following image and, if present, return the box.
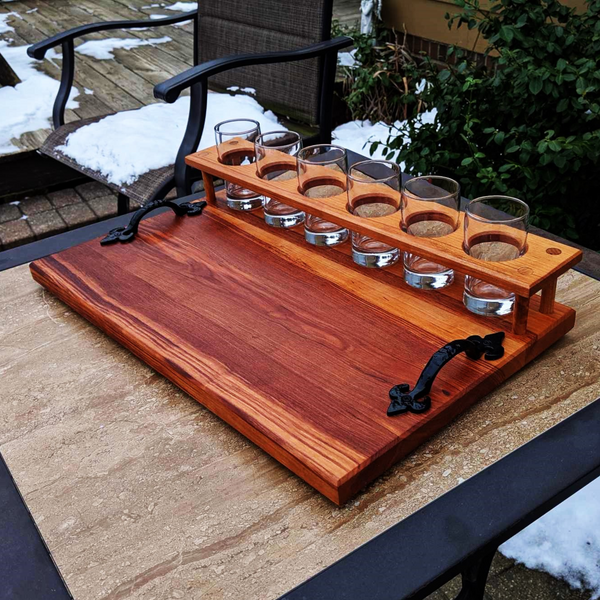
[27,10,197,59]
[154,36,353,103]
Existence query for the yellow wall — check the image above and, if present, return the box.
[382,0,588,53]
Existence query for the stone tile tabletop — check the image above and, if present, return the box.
[0,265,598,600]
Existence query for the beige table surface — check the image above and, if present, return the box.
[1,263,599,600]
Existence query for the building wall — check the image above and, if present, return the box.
[382,0,588,54]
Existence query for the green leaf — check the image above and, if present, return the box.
[548,141,561,152]
[529,76,543,95]
[494,131,505,145]
[556,58,567,71]
[499,26,514,43]
[461,157,474,166]
[557,98,569,112]
[438,69,451,82]
[554,155,567,168]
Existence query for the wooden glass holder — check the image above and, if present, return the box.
[186,142,582,336]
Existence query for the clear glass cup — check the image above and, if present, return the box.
[297,144,349,247]
[255,131,304,228]
[463,195,529,316]
[214,119,263,211]
[401,175,460,289]
[347,160,401,268]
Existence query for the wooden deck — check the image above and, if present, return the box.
[0,0,360,156]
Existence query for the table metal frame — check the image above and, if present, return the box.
[1,191,598,600]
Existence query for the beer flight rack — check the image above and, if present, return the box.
[186,140,582,335]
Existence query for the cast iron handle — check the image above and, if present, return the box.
[100,200,207,245]
[387,332,505,417]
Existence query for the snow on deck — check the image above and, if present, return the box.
[0,0,360,156]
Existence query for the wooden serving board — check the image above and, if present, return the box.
[30,197,577,504]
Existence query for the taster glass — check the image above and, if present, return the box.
[214,119,262,211]
[347,160,401,268]
[297,145,349,247]
[463,195,529,316]
[401,175,460,289]
[255,131,304,228]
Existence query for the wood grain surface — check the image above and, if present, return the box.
[30,196,576,504]
[186,144,582,298]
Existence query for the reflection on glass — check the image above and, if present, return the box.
[463,195,529,316]
[401,175,460,290]
[298,145,349,247]
[347,160,401,268]
[215,119,262,211]
[255,131,304,228]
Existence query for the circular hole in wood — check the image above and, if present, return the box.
[299,176,346,198]
[218,148,254,167]
[257,160,297,179]
[349,193,400,218]
[546,247,562,255]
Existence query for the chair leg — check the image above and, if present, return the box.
[453,549,496,600]
[117,193,130,216]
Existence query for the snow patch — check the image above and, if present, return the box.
[164,2,198,10]
[0,12,21,34]
[333,120,397,162]
[227,86,256,95]
[45,47,61,68]
[501,477,600,599]
[58,93,287,187]
[75,36,172,60]
[338,50,358,68]
[0,42,79,156]
[333,108,437,170]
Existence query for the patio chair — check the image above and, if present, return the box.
[27,1,352,215]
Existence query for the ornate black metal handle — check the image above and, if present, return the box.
[387,332,505,417]
[100,200,207,245]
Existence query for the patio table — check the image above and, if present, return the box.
[1,168,599,599]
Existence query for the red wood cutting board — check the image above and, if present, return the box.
[30,201,575,504]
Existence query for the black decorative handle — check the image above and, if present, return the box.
[100,200,207,245]
[387,332,505,417]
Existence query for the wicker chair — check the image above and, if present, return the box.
[28,1,351,214]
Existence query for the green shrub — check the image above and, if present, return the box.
[379,0,600,245]
[334,21,425,124]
